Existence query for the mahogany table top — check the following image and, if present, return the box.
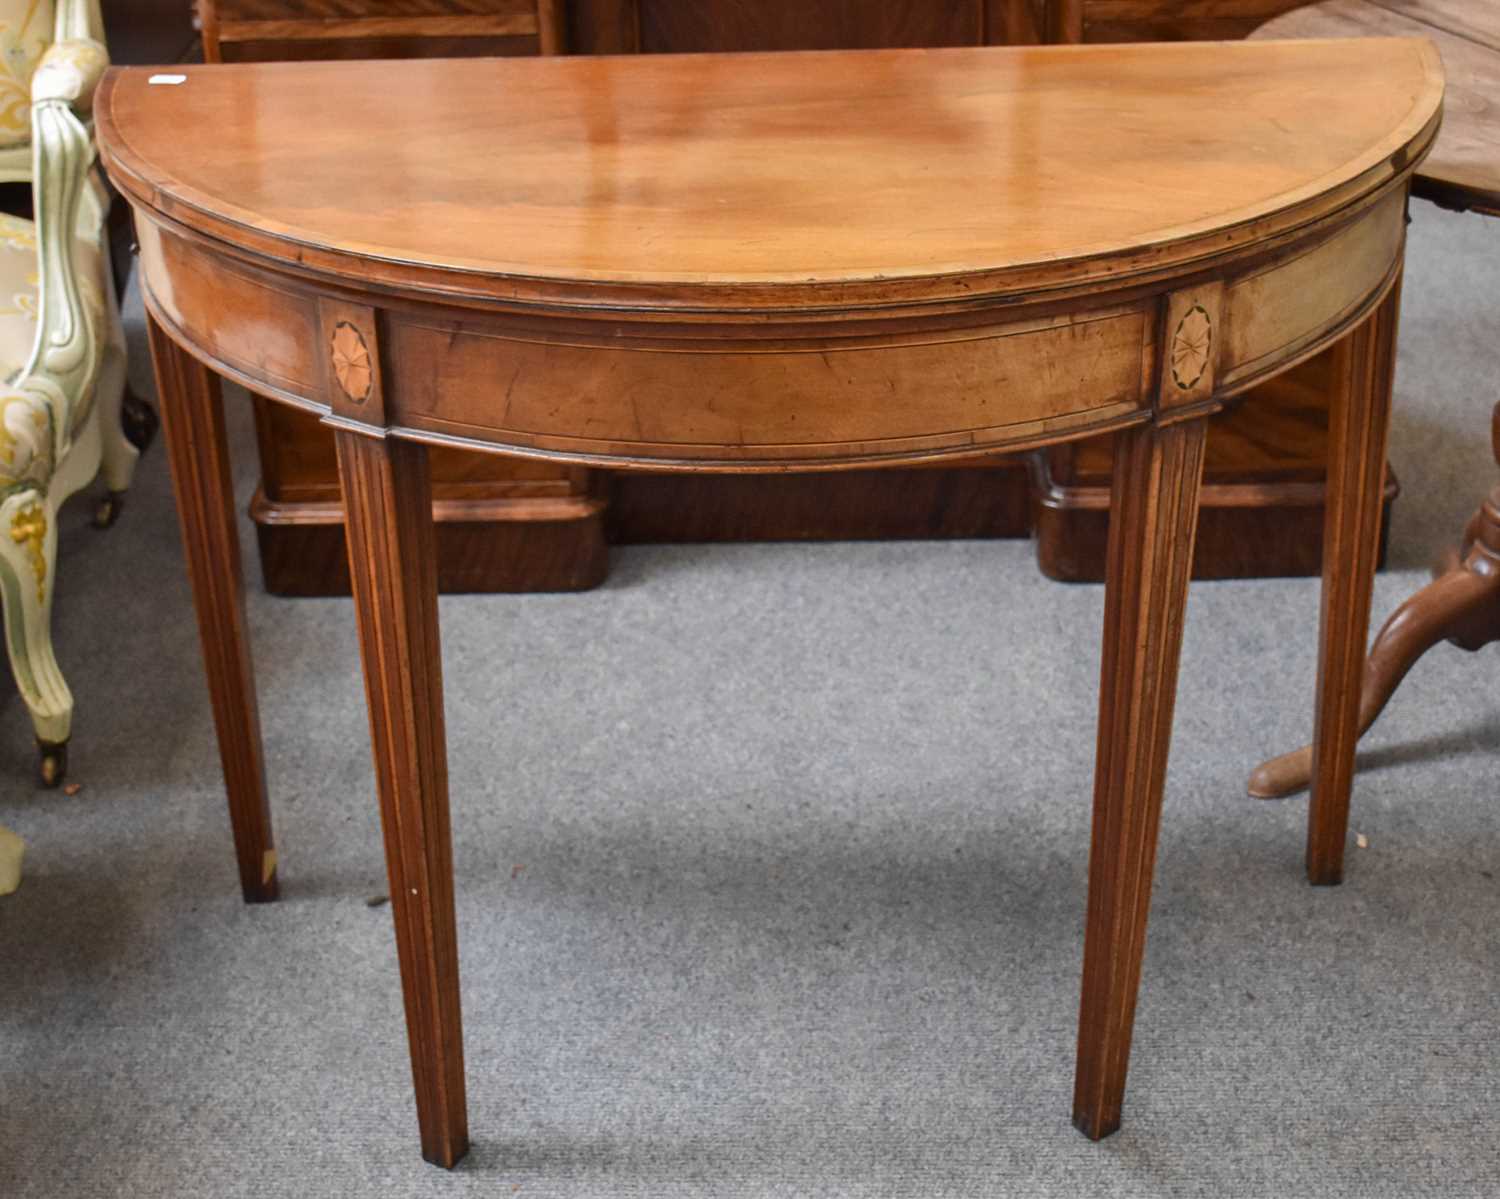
[97,38,1442,311]
[1254,0,1499,215]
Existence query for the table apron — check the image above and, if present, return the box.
[134,184,1408,471]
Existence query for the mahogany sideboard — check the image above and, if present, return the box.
[99,37,1440,1165]
[192,0,1368,594]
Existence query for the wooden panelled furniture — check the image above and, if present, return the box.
[1244,0,1500,798]
[101,0,198,65]
[196,0,1363,595]
[200,0,1320,59]
[200,0,568,59]
[97,38,1441,1165]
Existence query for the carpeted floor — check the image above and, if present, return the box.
[1,201,1496,1198]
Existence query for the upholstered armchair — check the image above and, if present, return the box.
[0,0,143,793]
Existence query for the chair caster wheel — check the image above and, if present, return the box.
[93,491,125,529]
[37,740,68,789]
[122,389,159,454]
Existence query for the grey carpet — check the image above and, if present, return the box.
[1,202,1497,1198]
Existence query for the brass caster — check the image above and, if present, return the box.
[37,740,68,789]
[122,389,159,454]
[93,491,125,529]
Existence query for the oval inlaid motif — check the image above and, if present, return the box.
[330,321,372,402]
[1170,304,1212,391]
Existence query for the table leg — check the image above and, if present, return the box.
[1073,416,1206,1140]
[146,316,278,904]
[1247,554,1497,799]
[333,430,468,1169]
[1306,284,1402,885]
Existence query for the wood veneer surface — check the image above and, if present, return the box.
[99,39,1441,303]
[1255,0,1500,214]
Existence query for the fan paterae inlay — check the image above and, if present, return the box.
[1170,304,1213,390]
[330,321,372,403]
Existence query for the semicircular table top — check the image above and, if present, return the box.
[1254,0,1499,216]
[98,37,1442,310]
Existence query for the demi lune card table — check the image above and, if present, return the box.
[95,39,1443,1167]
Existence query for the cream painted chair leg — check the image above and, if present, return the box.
[87,176,142,529]
[91,294,137,527]
[0,487,72,786]
[0,822,22,894]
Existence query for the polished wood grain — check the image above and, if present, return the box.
[213,0,534,13]
[335,430,468,1167]
[147,316,279,904]
[217,14,538,41]
[1373,0,1500,46]
[99,41,1441,310]
[1221,189,1406,386]
[101,40,1441,1161]
[207,1,543,39]
[1074,416,1207,1139]
[383,300,1153,465]
[1306,282,1402,884]
[1374,0,1500,49]
[1086,0,1310,41]
[205,0,549,59]
[1255,0,1500,215]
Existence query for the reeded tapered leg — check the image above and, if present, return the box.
[147,316,278,903]
[1074,417,1207,1140]
[334,430,468,1169]
[1306,285,1402,886]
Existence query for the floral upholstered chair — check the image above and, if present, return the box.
[0,0,142,799]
